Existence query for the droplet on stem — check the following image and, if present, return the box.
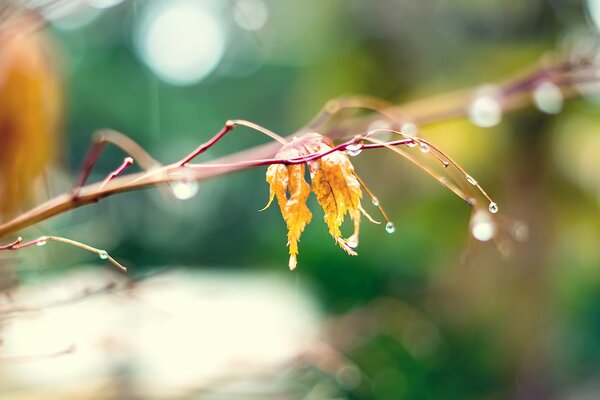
[488,202,499,214]
[98,250,109,260]
[345,142,363,157]
[346,235,359,249]
[466,175,478,185]
[372,197,379,207]
[385,222,395,234]
[419,143,430,153]
[36,240,47,247]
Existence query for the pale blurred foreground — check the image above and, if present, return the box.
[0,270,323,399]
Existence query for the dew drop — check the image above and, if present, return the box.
[407,140,418,148]
[372,197,379,207]
[419,143,430,153]
[470,210,496,242]
[36,240,47,247]
[346,235,359,249]
[98,250,109,260]
[385,222,396,234]
[466,175,478,185]
[468,88,502,128]
[345,142,363,157]
[170,180,199,200]
[488,202,499,214]
[533,81,563,114]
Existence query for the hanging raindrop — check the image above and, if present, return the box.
[98,250,109,260]
[345,142,363,157]
[346,236,359,249]
[385,222,396,234]
[466,175,478,185]
[488,202,499,214]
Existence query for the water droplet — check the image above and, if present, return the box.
[346,235,359,249]
[385,222,395,234]
[533,81,563,114]
[466,175,478,185]
[345,142,363,157]
[98,250,109,260]
[401,122,418,136]
[470,210,496,242]
[36,240,47,247]
[468,88,502,127]
[170,179,199,200]
[488,202,499,214]
[442,161,450,168]
[419,143,430,153]
[407,140,418,148]
[372,198,379,207]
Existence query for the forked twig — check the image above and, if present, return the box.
[0,58,597,241]
[0,235,126,272]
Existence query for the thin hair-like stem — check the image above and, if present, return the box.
[179,119,287,166]
[0,235,126,272]
[72,129,162,198]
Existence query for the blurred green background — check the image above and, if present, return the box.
[2,0,600,399]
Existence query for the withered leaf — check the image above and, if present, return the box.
[265,133,368,270]
[265,147,312,270]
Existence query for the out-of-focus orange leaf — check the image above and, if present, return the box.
[0,12,62,220]
[265,133,367,270]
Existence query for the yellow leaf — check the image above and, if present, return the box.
[266,147,312,270]
[305,137,362,255]
[265,134,368,270]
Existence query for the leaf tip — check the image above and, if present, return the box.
[288,255,298,271]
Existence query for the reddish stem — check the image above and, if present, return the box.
[100,157,134,190]
[179,121,235,166]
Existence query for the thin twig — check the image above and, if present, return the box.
[0,59,597,238]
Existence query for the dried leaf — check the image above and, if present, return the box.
[305,136,362,255]
[266,147,312,270]
[265,134,367,270]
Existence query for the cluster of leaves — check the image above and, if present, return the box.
[265,134,375,270]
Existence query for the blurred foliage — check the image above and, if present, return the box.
[2,0,600,399]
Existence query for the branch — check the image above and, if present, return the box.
[0,58,596,239]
